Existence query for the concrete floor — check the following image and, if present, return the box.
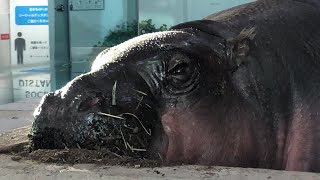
[0,155,318,180]
[0,98,319,179]
[0,98,39,133]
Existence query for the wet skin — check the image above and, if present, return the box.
[31,0,320,172]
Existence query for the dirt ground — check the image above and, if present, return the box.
[0,126,319,179]
[0,126,162,167]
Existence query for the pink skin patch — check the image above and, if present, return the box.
[158,92,318,171]
[159,100,260,166]
[161,111,204,163]
[283,92,315,171]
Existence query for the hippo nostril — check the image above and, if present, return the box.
[78,97,100,112]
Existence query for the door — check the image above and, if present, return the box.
[49,0,70,90]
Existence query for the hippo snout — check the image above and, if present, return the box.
[30,70,163,158]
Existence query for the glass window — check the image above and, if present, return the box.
[138,0,256,31]
[0,0,50,133]
[68,0,138,78]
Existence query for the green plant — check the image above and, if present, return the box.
[94,19,168,47]
[139,19,168,34]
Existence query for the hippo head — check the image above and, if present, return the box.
[31,21,257,164]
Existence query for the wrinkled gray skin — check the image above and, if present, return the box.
[31,0,320,172]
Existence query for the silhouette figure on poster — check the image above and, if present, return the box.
[15,32,26,65]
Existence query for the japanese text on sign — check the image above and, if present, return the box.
[15,6,48,25]
[30,41,49,50]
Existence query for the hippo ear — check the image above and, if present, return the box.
[226,27,256,69]
[172,20,256,70]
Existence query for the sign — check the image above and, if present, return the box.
[10,0,50,101]
[70,0,104,11]
[12,69,51,100]
[0,34,10,40]
[15,6,48,25]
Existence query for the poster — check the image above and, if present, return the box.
[10,0,50,101]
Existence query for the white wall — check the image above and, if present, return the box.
[0,0,13,104]
[139,0,256,28]
[69,0,130,47]
[139,0,184,28]
[69,0,135,77]
[185,0,256,21]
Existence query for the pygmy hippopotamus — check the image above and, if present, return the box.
[30,0,320,172]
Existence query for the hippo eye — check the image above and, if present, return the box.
[167,60,193,85]
[168,62,189,75]
[164,53,199,95]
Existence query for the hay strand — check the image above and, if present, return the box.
[127,143,146,152]
[131,148,147,152]
[112,81,117,106]
[135,96,144,110]
[132,89,148,96]
[158,153,163,162]
[145,103,152,109]
[76,143,81,149]
[119,127,128,150]
[136,136,146,148]
[123,124,134,130]
[97,112,125,120]
[121,113,151,136]
[111,151,122,158]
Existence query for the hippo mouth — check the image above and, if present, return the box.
[29,70,165,160]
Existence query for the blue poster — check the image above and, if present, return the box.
[15,6,48,25]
